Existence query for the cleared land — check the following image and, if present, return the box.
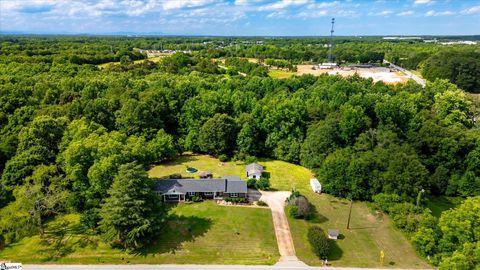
[0,202,278,265]
[97,55,166,69]
[149,154,313,191]
[268,69,297,79]
[150,154,429,268]
[296,65,410,84]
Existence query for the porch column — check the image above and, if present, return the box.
[213,192,216,199]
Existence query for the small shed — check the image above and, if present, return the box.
[246,163,263,179]
[310,178,322,193]
[198,171,213,179]
[328,229,339,240]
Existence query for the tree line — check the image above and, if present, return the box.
[0,37,478,264]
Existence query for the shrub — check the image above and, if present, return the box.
[257,200,268,206]
[187,196,203,202]
[288,205,300,218]
[308,226,330,259]
[245,155,257,164]
[295,196,311,219]
[169,173,182,179]
[218,154,229,162]
[225,197,247,203]
[372,193,403,213]
[256,177,270,190]
[247,178,257,188]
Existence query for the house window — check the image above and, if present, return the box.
[187,192,195,196]
[230,193,239,198]
[204,192,214,196]
[167,194,179,199]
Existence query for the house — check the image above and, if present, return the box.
[246,163,263,179]
[153,176,247,202]
[310,178,322,193]
[328,229,339,240]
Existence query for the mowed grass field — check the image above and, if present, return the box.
[97,55,165,69]
[150,154,429,268]
[149,153,313,191]
[0,202,279,264]
[268,69,296,79]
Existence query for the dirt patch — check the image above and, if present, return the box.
[296,65,410,84]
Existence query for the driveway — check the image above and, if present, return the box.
[253,190,307,267]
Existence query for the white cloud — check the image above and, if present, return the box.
[397,10,414,16]
[425,10,455,16]
[259,0,310,11]
[461,5,480,15]
[368,10,393,16]
[297,9,328,18]
[306,1,338,9]
[414,0,434,5]
[234,0,267,6]
[162,0,216,10]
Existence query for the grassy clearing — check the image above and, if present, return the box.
[150,154,428,268]
[97,56,164,69]
[148,154,313,191]
[268,69,296,79]
[0,201,278,264]
[288,192,430,268]
[427,196,463,218]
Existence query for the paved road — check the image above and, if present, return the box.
[23,265,435,270]
[384,60,426,87]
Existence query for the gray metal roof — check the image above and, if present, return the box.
[246,163,263,174]
[153,177,247,194]
[328,229,339,236]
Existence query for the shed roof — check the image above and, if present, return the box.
[246,163,264,174]
[328,229,339,237]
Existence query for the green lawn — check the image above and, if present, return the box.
[97,56,164,69]
[148,153,314,191]
[427,196,463,218]
[150,154,429,268]
[0,202,279,265]
[268,69,296,79]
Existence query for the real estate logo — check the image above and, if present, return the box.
[0,263,22,270]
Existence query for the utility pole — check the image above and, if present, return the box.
[347,199,353,229]
[327,18,335,63]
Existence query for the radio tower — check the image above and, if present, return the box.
[328,18,335,63]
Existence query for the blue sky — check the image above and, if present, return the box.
[0,0,479,36]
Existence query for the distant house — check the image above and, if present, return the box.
[153,176,247,202]
[246,163,263,179]
[328,229,339,240]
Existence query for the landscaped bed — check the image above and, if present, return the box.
[0,201,279,264]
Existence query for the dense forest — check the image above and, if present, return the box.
[0,36,479,268]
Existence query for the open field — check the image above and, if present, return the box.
[97,55,166,69]
[0,202,278,265]
[150,154,428,268]
[268,69,296,79]
[288,193,430,268]
[149,154,313,191]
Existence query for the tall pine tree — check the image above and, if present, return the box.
[99,162,164,249]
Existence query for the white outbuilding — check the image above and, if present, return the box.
[246,163,263,179]
[310,178,322,193]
